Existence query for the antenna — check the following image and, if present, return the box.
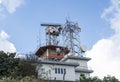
[39,25,41,47]
[41,23,62,46]
[62,20,82,55]
[37,26,41,48]
[80,45,87,53]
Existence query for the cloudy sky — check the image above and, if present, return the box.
[0,0,120,80]
[87,0,120,80]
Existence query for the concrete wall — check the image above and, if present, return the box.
[37,64,76,81]
[63,58,91,81]
[64,59,88,69]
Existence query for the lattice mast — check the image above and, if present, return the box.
[62,20,82,55]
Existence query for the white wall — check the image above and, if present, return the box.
[65,59,88,69]
[37,64,76,81]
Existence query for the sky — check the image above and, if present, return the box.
[0,0,120,80]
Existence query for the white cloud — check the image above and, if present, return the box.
[0,30,9,39]
[2,0,24,13]
[0,1,2,4]
[86,0,120,80]
[0,0,24,18]
[0,30,16,53]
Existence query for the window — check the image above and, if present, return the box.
[61,68,63,74]
[55,68,66,74]
[55,68,57,74]
[58,68,60,74]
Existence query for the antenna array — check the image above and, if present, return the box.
[41,24,62,46]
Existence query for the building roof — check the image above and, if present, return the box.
[61,55,91,61]
[36,60,79,67]
[35,45,69,56]
[75,68,93,73]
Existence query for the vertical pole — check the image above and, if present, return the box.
[70,29,74,54]
[63,70,66,82]
[46,49,48,59]
[46,26,51,45]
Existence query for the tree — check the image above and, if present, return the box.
[25,52,39,61]
[79,74,119,82]
[0,51,37,78]
[15,59,37,78]
[0,51,18,78]
[103,75,119,82]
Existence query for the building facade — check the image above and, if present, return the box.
[35,54,93,82]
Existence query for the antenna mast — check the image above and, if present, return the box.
[62,20,82,55]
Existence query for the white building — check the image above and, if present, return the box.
[35,22,93,82]
[35,47,93,82]
[61,55,93,81]
[36,60,78,82]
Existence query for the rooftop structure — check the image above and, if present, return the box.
[35,45,69,60]
[41,23,62,46]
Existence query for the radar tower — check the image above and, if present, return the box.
[41,24,62,46]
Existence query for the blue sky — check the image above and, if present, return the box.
[0,0,110,53]
[1,0,120,80]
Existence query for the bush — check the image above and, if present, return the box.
[15,60,37,78]
[0,51,37,79]
[0,76,40,82]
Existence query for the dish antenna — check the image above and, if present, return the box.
[56,48,61,55]
[80,45,87,53]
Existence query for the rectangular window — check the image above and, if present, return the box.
[61,68,63,74]
[55,68,57,74]
[58,68,60,74]
[55,68,66,74]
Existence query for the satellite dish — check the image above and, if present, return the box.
[80,45,87,53]
[56,48,61,55]
[76,24,81,29]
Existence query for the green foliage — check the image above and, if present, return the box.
[0,51,37,79]
[0,76,40,82]
[103,75,119,82]
[0,51,18,78]
[15,60,37,78]
[80,74,119,82]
